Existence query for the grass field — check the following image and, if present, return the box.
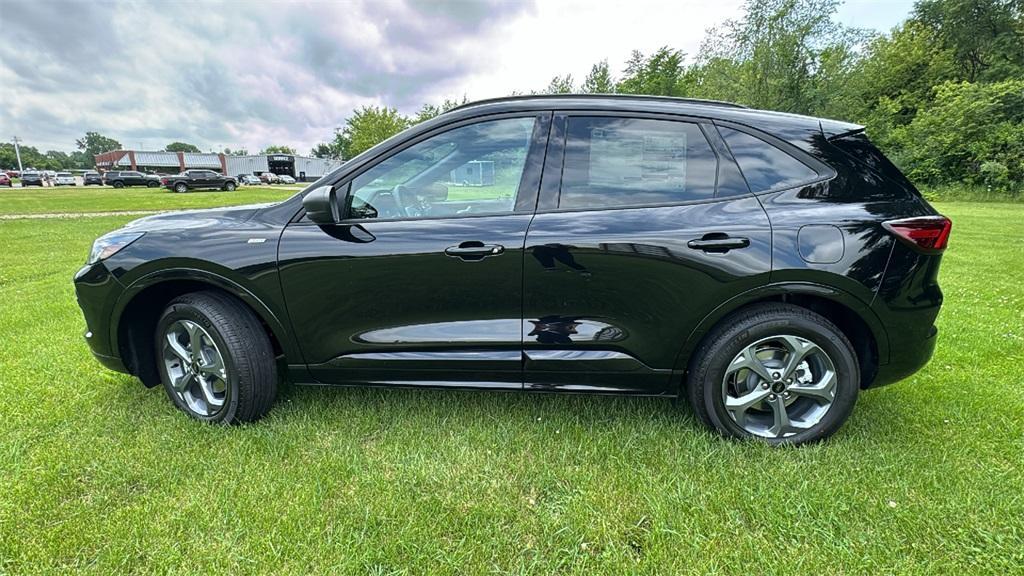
[1,194,1021,574]
[0,185,299,215]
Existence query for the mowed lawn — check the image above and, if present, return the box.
[0,185,299,215]
[0,197,1021,574]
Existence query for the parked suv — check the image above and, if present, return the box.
[161,170,237,193]
[20,171,43,186]
[83,172,104,186]
[74,95,950,444]
[104,171,160,188]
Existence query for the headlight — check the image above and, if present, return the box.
[87,231,145,264]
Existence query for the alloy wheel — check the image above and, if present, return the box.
[161,319,229,417]
[721,334,837,439]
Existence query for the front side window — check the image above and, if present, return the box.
[347,117,536,220]
[718,126,818,193]
[558,117,718,210]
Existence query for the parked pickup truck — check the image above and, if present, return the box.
[161,170,237,193]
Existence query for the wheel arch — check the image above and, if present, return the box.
[111,269,299,387]
[674,282,888,390]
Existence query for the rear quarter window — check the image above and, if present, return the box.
[718,126,819,193]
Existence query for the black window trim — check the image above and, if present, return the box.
[712,120,836,195]
[536,110,743,215]
[294,111,553,226]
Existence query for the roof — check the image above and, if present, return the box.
[440,94,862,140]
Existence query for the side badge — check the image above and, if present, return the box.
[247,238,267,244]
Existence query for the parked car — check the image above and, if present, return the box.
[238,174,261,185]
[6,170,20,179]
[83,172,104,186]
[160,170,237,193]
[0,173,11,187]
[20,171,43,186]
[278,174,296,185]
[104,171,160,188]
[74,95,950,444]
[259,172,280,184]
[54,172,76,186]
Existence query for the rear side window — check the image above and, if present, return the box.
[719,126,818,193]
[559,117,718,209]
[831,132,917,191]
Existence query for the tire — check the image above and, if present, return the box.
[686,303,859,445]
[148,181,159,188]
[223,182,236,191]
[155,291,277,424]
[174,182,188,193]
[112,181,124,188]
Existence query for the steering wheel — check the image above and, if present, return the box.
[391,184,430,218]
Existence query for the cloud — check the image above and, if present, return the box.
[0,0,913,155]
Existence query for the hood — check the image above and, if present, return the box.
[122,203,276,232]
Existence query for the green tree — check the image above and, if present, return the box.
[914,0,1024,82]
[75,132,122,157]
[616,47,689,96]
[260,145,297,155]
[413,97,468,124]
[582,60,616,93]
[540,75,576,94]
[310,142,341,159]
[223,148,249,156]
[690,0,867,114]
[890,79,1024,192]
[331,106,411,159]
[165,142,201,153]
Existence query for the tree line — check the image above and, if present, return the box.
[5,0,1018,196]
[316,0,1022,197]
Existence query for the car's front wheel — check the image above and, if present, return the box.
[687,303,859,445]
[155,291,277,423]
[112,181,124,188]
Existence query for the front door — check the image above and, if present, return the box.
[522,114,772,394]
[278,114,550,387]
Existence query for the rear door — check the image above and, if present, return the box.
[278,113,551,387]
[522,113,772,394]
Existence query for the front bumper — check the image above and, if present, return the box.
[74,261,128,372]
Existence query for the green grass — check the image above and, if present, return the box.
[1,202,1022,574]
[0,185,299,215]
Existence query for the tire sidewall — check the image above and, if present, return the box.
[174,183,188,193]
[155,302,241,423]
[701,314,859,445]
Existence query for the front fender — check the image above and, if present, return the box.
[672,280,890,372]
[110,266,304,364]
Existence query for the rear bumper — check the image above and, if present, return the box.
[869,324,937,388]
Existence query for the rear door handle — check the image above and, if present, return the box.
[687,234,750,253]
[444,241,505,261]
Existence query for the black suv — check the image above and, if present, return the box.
[83,172,104,186]
[104,171,160,188]
[73,95,950,444]
[161,170,237,193]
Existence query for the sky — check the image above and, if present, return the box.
[0,0,915,156]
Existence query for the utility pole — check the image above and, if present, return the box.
[12,136,24,173]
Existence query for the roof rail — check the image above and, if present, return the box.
[448,93,748,112]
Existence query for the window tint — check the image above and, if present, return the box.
[559,117,717,209]
[719,126,818,192]
[347,117,535,220]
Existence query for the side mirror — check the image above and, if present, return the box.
[302,185,341,225]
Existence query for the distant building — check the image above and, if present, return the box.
[93,150,342,182]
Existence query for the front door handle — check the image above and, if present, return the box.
[687,234,750,253]
[444,241,505,261]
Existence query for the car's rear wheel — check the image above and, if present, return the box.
[112,181,124,188]
[155,291,277,424]
[224,182,236,191]
[147,181,159,188]
[686,303,859,445]
[174,182,188,193]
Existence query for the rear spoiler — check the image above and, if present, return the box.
[820,118,864,141]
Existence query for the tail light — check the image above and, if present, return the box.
[160,177,168,185]
[882,215,952,254]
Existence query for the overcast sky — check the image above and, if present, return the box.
[0,0,914,155]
